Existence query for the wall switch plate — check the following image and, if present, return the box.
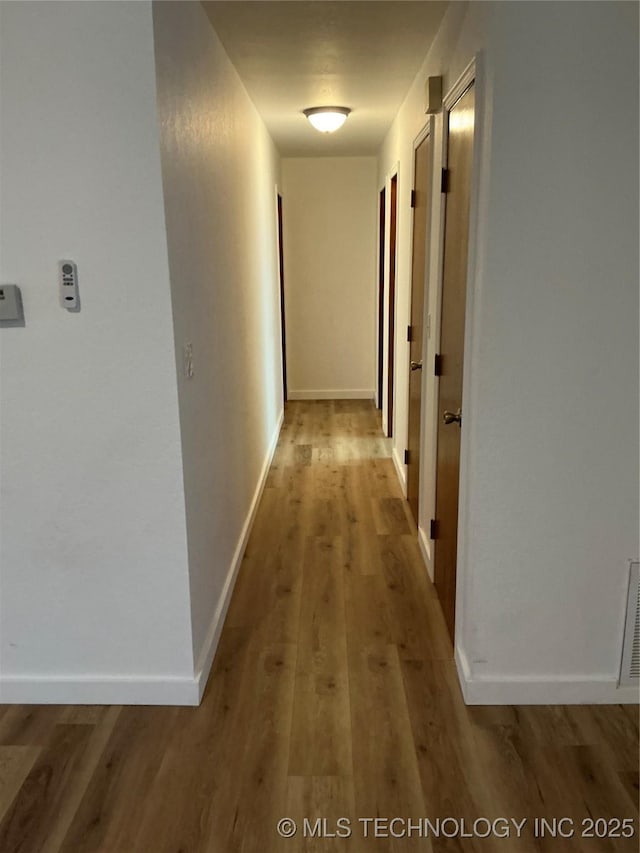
[59,260,80,311]
[0,284,25,327]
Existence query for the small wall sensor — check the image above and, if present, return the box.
[425,76,443,114]
[59,260,80,311]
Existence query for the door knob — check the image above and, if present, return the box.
[443,408,462,426]
[410,360,423,371]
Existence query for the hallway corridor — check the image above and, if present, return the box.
[0,401,637,852]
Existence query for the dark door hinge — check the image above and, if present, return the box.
[404,449,410,465]
[410,189,416,208]
[434,353,442,376]
[441,168,449,194]
[407,324,412,342]
[430,519,439,540]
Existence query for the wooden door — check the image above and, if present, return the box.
[377,188,385,409]
[277,193,287,402]
[387,175,398,437]
[433,83,475,641]
[406,133,433,525]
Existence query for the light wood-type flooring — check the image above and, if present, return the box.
[0,400,638,852]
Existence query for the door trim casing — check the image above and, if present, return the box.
[426,55,486,658]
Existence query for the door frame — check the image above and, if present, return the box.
[386,171,399,438]
[275,186,287,404]
[376,185,386,410]
[380,164,400,438]
[405,119,435,526]
[424,56,486,652]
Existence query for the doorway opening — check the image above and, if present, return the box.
[386,173,398,437]
[377,187,386,409]
[277,192,287,402]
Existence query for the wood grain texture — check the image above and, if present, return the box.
[434,82,476,641]
[0,401,637,852]
[407,131,432,525]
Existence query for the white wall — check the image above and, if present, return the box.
[379,0,639,703]
[282,157,377,399]
[0,1,195,703]
[152,1,284,684]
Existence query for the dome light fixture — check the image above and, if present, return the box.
[303,106,351,134]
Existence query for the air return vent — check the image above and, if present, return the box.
[619,561,640,687]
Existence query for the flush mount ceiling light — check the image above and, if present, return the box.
[303,106,351,134]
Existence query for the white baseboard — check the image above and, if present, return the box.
[391,446,407,495]
[417,525,434,582]
[193,407,284,702]
[0,409,285,708]
[287,389,374,400]
[455,645,640,705]
[0,674,200,706]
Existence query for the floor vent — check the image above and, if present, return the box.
[619,561,640,687]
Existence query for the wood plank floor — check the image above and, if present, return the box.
[0,400,637,852]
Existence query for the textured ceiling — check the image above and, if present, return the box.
[203,1,448,156]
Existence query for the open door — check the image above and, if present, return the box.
[277,193,287,402]
[433,82,475,641]
[406,131,432,526]
[377,188,385,409]
[386,175,398,437]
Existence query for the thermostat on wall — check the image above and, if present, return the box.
[59,260,80,311]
